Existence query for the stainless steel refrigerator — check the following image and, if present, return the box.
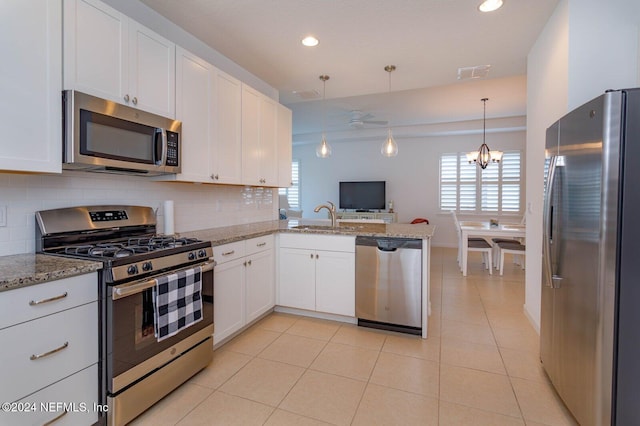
[542,88,640,426]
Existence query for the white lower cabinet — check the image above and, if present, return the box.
[278,248,316,311]
[213,236,275,343]
[0,273,99,425]
[0,365,99,426]
[278,234,355,317]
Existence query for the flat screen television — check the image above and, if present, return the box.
[339,181,386,211]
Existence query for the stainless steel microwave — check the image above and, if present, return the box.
[63,90,181,176]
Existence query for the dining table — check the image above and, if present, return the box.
[459,221,526,276]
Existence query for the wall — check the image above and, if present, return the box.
[293,123,526,248]
[567,0,640,110]
[525,0,570,330]
[525,0,640,330]
[0,171,277,256]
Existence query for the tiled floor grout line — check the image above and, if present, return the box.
[135,248,576,425]
[347,334,387,425]
[474,275,529,424]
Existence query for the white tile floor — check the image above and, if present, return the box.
[130,248,577,426]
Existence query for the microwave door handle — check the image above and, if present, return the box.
[154,128,167,166]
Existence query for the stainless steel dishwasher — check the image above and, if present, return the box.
[355,236,422,335]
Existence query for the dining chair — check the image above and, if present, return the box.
[491,215,526,268]
[496,240,525,275]
[450,211,493,274]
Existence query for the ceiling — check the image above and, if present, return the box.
[140,0,560,140]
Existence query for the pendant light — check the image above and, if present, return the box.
[381,65,398,157]
[466,98,503,169]
[315,75,332,158]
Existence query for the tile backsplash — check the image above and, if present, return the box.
[0,171,277,256]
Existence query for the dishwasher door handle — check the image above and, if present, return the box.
[377,246,398,252]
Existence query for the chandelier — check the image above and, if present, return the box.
[466,98,502,169]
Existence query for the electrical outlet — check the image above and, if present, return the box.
[0,206,6,227]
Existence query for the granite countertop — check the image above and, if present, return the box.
[0,219,434,293]
[0,254,102,293]
[182,219,436,246]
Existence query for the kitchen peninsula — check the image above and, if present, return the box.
[182,219,435,341]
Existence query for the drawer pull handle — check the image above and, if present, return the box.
[257,242,266,247]
[42,408,69,426]
[29,292,68,306]
[222,250,235,256]
[30,342,69,361]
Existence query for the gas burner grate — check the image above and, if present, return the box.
[127,236,200,250]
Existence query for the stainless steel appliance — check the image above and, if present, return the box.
[355,236,422,335]
[542,88,640,425]
[63,90,182,175]
[36,206,214,426]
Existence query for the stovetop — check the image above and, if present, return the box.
[58,235,204,260]
[36,205,213,283]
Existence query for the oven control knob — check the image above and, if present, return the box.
[188,252,196,261]
[127,265,139,275]
[198,249,207,258]
[142,262,153,271]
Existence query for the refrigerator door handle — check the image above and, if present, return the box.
[543,155,559,288]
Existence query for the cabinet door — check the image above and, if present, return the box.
[241,85,262,185]
[213,258,245,343]
[260,96,278,186]
[212,69,243,184]
[278,248,316,311]
[277,104,293,187]
[128,20,176,117]
[174,47,211,182]
[63,0,128,104]
[315,251,356,316]
[0,0,61,173]
[0,364,98,426]
[245,249,275,323]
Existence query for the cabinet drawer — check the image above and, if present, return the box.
[0,364,99,426]
[279,233,355,253]
[213,241,245,264]
[245,235,274,256]
[0,302,98,403]
[0,273,97,330]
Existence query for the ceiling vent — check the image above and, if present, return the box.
[457,65,491,80]
[292,89,320,100]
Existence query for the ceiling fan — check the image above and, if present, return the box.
[348,110,388,128]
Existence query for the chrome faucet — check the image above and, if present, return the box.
[314,201,337,227]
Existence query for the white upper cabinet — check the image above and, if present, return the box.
[260,96,278,185]
[277,104,293,187]
[242,84,279,187]
[127,20,176,117]
[241,85,262,185]
[171,47,213,182]
[211,70,243,184]
[0,0,62,173]
[63,0,175,118]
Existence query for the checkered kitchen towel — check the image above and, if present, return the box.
[153,266,203,342]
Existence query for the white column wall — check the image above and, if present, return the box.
[525,0,640,330]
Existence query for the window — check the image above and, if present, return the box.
[439,151,522,214]
[278,159,300,209]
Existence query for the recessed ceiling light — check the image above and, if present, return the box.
[478,0,503,12]
[301,36,319,47]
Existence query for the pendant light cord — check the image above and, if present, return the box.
[482,97,487,145]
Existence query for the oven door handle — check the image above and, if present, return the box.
[112,261,214,300]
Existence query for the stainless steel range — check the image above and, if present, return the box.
[36,205,214,426]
